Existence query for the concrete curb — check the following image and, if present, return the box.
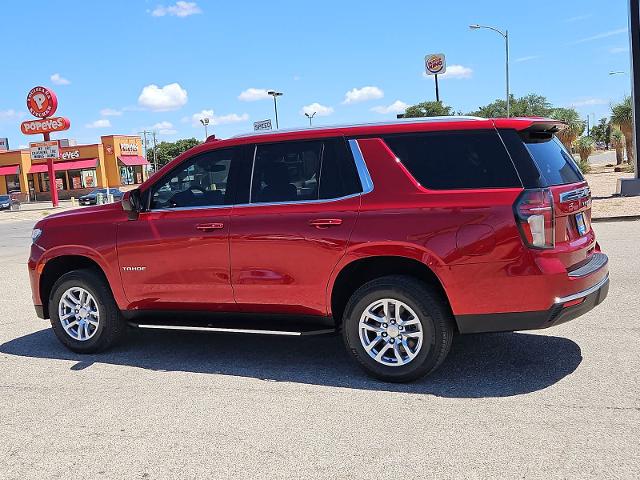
[592,215,640,223]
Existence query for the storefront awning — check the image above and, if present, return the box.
[29,158,98,174]
[118,155,149,166]
[0,164,19,176]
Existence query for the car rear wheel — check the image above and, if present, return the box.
[342,275,454,383]
[49,269,126,353]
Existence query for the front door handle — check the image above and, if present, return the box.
[308,218,343,229]
[195,222,224,232]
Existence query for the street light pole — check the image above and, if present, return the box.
[470,24,510,117]
[268,90,283,129]
[199,117,210,141]
[305,111,316,126]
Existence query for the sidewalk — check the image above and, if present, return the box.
[0,200,82,222]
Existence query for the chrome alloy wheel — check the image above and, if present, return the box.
[358,298,424,367]
[58,287,100,341]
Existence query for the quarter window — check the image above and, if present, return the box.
[383,130,521,190]
[150,149,237,209]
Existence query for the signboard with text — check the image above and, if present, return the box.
[425,53,446,75]
[27,86,58,118]
[21,116,70,135]
[30,140,60,162]
[254,119,272,131]
[0,137,8,151]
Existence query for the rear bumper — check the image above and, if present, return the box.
[456,273,609,334]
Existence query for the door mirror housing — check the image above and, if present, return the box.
[122,189,143,220]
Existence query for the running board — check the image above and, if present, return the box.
[130,323,336,336]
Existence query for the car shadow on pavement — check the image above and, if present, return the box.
[0,328,582,398]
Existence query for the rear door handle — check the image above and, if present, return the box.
[308,218,343,229]
[195,222,224,232]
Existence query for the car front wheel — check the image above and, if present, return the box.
[342,275,454,383]
[49,269,126,353]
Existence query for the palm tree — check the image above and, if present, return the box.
[574,136,594,173]
[551,108,585,152]
[610,96,634,164]
[610,128,625,165]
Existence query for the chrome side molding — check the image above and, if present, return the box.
[554,274,609,304]
[131,323,335,336]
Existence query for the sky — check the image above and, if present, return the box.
[0,0,635,149]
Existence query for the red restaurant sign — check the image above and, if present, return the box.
[26,86,58,118]
[20,116,70,135]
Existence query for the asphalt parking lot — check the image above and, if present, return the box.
[1,216,638,479]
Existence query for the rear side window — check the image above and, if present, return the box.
[250,138,361,204]
[383,130,521,190]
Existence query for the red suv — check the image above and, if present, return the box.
[28,117,609,382]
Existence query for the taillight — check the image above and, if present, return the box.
[515,188,555,249]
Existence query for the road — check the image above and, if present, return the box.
[0,217,638,479]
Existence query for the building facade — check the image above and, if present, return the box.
[0,135,149,200]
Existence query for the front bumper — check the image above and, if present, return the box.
[456,273,609,334]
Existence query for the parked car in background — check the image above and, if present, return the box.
[0,194,12,210]
[28,117,609,382]
[78,188,124,206]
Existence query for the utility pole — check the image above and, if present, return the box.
[151,131,158,172]
[139,130,150,159]
[470,24,510,117]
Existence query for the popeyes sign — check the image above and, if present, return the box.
[20,86,70,135]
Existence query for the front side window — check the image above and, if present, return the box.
[383,130,521,190]
[250,138,361,204]
[150,149,236,209]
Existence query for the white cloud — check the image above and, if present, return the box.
[50,73,70,85]
[515,55,541,63]
[100,108,122,116]
[238,88,270,101]
[188,109,249,127]
[85,119,111,129]
[152,1,202,17]
[18,144,28,149]
[152,121,177,134]
[0,109,25,121]
[343,86,384,104]
[565,14,593,23]
[300,103,334,117]
[138,83,188,111]
[424,64,473,80]
[569,98,607,107]
[569,28,627,45]
[610,46,629,54]
[371,100,408,115]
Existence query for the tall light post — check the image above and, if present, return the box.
[199,117,210,140]
[470,24,510,117]
[267,90,283,129]
[305,111,316,126]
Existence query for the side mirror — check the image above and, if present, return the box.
[122,189,142,220]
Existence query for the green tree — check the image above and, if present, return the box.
[610,128,625,165]
[550,107,584,152]
[574,136,594,173]
[403,101,453,118]
[468,93,552,118]
[146,138,202,169]
[611,95,634,165]
[590,117,610,147]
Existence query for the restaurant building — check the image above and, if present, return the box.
[0,135,149,200]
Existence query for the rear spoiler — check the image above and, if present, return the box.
[493,117,567,133]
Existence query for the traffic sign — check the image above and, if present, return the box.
[254,119,272,131]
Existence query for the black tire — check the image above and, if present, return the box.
[342,275,454,383]
[49,269,126,353]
